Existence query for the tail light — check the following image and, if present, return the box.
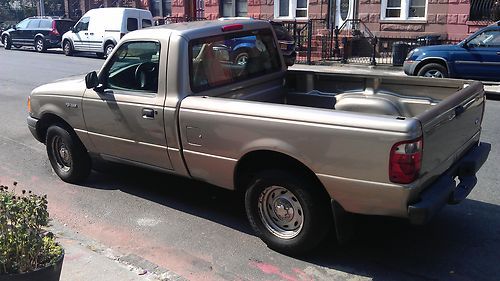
[389,137,423,184]
[49,21,59,36]
[27,96,31,114]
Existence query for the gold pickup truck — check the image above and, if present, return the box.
[27,20,490,255]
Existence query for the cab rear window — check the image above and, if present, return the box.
[189,29,282,93]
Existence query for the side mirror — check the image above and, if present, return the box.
[12,25,17,30]
[85,71,99,89]
[71,26,76,32]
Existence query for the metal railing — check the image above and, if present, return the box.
[470,0,495,21]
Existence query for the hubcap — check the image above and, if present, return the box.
[424,69,444,78]
[106,46,113,56]
[258,186,304,239]
[64,43,70,53]
[36,39,43,51]
[51,136,71,172]
[236,54,248,66]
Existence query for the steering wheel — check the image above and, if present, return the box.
[134,62,157,90]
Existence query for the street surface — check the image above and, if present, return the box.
[1,47,499,281]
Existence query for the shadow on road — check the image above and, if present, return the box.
[2,47,104,59]
[79,162,499,281]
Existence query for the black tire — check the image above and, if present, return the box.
[104,43,115,58]
[63,40,73,56]
[244,170,332,255]
[46,123,91,183]
[417,63,448,78]
[35,37,46,53]
[2,35,11,50]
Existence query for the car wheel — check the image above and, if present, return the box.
[63,40,73,56]
[35,37,46,53]
[104,43,115,58]
[417,63,448,78]
[2,35,12,50]
[46,123,91,183]
[245,169,332,255]
[234,50,249,66]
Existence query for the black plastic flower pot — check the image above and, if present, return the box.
[0,250,64,281]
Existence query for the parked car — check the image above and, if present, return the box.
[219,17,297,66]
[404,21,500,81]
[28,20,490,255]
[1,17,74,52]
[62,7,153,58]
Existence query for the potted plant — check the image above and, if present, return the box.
[0,183,64,281]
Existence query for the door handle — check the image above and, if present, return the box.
[497,52,500,55]
[142,108,155,119]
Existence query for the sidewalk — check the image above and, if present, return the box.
[290,63,500,95]
[51,221,184,281]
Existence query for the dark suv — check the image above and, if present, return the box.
[1,17,75,52]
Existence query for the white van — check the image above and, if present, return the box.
[62,8,153,58]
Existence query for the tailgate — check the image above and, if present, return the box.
[417,81,485,178]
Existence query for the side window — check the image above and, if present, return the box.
[39,20,52,29]
[190,29,282,93]
[27,20,40,28]
[16,19,30,29]
[74,17,89,32]
[104,41,160,93]
[142,19,152,28]
[127,18,138,31]
[468,30,500,48]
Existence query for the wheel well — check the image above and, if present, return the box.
[234,150,330,198]
[36,114,76,144]
[414,59,448,75]
[63,39,72,47]
[104,40,115,48]
[34,35,44,42]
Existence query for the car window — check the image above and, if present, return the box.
[189,29,282,93]
[16,19,30,29]
[468,30,500,47]
[104,41,160,93]
[27,20,40,28]
[127,18,138,31]
[142,19,152,28]
[74,17,89,32]
[55,20,75,33]
[39,20,52,29]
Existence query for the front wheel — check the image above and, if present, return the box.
[46,124,91,183]
[245,170,332,255]
[2,35,12,49]
[63,40,73,56]
[417,63,448,78]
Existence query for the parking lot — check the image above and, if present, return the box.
[1,46,500,281]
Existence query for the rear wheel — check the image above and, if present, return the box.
[2,35,11,50]
[46,123,91,183]
[233,49,249,66]
[104,43,115,58]
[417,63,448,78]
[35,37,46,53]
[63,40,73,56]
[244,170,332,255]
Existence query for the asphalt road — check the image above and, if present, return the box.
[1,47,499,281]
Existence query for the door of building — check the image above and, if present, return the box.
[331,0,355,29]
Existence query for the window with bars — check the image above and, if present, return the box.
[469,0,495,21]
[381,0,427,20]
[221,0,248,17]
[275,0,308,19]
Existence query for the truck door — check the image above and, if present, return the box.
[82,40,173,170]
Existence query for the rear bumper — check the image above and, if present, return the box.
[408,142,491,225]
